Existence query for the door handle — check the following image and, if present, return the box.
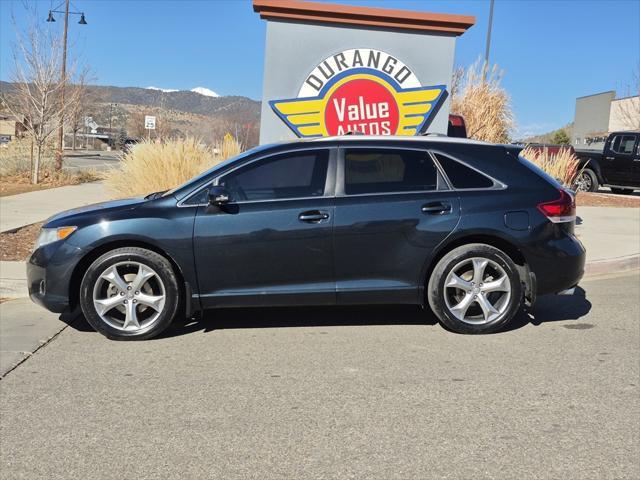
[422,202,452,215]
[299,210,330,223]
[605,156,615,160]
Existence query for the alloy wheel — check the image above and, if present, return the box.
[574,171,592,192]
[443,257,512,325]
[92,261,166,332]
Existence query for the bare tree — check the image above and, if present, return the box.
[1,22,80,183]
[68,71,89,150]
[615,64,640,131]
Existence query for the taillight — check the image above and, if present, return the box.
[537,189,576,223]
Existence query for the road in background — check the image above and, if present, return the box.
[1,271,638,479]
[62,150,121,173]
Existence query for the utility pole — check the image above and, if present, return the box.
[47,1,88,169]
[483,0,495,82]
[108,103,117,149]
[55,0,70,170]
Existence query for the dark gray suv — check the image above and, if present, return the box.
[27,136,585,340]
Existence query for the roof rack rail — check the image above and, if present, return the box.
[344,131,365,135]
[421,132,447,137]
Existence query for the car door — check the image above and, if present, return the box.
[633,138,640,187]
[603,134,636,185]
[192,148,337,308]
[332,145,460,305]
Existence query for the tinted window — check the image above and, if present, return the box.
[618,135,636,154]
[344,149,438,195]
[434,153,494,189]
[610,135,621,152]
[219,150,329,201]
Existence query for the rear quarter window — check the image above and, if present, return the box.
[433,153,494,189]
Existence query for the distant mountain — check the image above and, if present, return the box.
[146,86,220,97]
[190,87,219,98]
[79,83,258,118]
[0,80,261,145]
[519,124,574,145]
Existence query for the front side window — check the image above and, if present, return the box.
[344,149,438,195]
[218,150,329,202]
[433,153,494,189]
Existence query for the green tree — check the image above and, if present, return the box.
[552,129,571,145]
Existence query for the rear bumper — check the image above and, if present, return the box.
[529,233,586,295]
[27,241,85,314]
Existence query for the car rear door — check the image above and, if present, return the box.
[332,145,460,305]
[192,148,337,308]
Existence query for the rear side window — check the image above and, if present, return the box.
[433,153,494,189]
[344,149,438,195]
[618,136,636,154]
[219,150,329,201]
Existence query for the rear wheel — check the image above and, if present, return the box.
[427,244,523,334]
[79,247,181,340]
[572,168,598,192]
[610,187,635,195]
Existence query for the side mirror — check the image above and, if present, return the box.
[208,186,230,206]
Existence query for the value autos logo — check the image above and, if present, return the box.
[270,48,446,137]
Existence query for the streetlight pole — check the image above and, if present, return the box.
[47,1,88,170]
[483,0,495,82]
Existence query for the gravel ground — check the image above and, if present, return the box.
[0,222,42,261]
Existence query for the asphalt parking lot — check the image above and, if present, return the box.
[1,271,639,480]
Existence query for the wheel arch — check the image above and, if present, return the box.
[69,239,190,315]
[419,232,529,306]
[579,158,604,183]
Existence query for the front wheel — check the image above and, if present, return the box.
[427,244,523,334]
[79,247,181,340]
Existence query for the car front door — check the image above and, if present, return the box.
[332,146,460,305]
[192,148,336,308]
[603,134,637,186]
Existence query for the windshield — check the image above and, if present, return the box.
[162,144,274,200]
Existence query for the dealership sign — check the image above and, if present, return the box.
[270,48,446,137]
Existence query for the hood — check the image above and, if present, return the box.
[44,197,146,227]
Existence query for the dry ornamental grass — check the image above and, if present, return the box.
[105,136,243,198]
[520,146,582,188]
[450,60,514,143]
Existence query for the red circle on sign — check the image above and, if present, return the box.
[324,78,399,136]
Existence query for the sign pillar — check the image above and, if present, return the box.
[253,0,474,144]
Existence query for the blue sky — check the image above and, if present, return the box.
[1,0,638,137]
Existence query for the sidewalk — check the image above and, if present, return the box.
[576,206,640,261]
[0,181,109,232]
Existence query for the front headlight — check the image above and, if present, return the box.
[35,226,77,249]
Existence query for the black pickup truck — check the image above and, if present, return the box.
[573,131,640,194]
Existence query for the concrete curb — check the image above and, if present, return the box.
[583,254,640,279]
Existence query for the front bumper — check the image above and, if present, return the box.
[27,241,86,313]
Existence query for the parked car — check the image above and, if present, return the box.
[573,131,640,194]
[28,136,585,340]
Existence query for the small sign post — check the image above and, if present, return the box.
[144,115,156,141]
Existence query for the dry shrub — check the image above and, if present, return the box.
[451,60,514,143]
[105,136,243,198]
[520,146,581,187]
[0,136,55,177]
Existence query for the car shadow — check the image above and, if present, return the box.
[61,287,592,338]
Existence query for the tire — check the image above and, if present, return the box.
[610,187,635,195]
[427,244,523,334]
[572,168,599,192]
[79,247,181,340]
